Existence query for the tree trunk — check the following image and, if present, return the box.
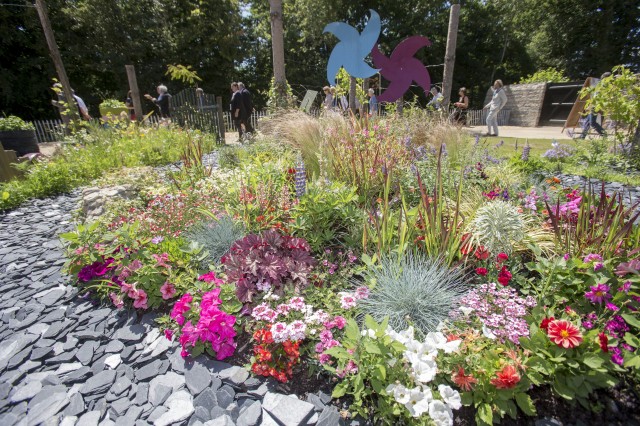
[349,76,357,114]
[269,0,287,104]
[442,3,461,107]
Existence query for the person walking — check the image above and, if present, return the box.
[483,80,507,136]
[144,85,172,120]
[238,82,255,134]
[452,87,469,125]
[427,87,444,111]
[580,72,611,139]
[230,82,246,141]
[367,88,378,116]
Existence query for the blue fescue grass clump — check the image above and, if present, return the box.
[185,215,245,266]
[358,253,467,334]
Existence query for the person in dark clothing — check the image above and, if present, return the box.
[144,85,171,119]
[125,90,136,120]
[580,72,611,139]
[230,82,246,141]
[238,82,254,134]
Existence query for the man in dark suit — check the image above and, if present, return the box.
[238,82,254,134]
[230,82,246,141]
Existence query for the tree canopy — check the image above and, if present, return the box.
[0,0,638,118]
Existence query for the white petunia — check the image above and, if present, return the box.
[438,384,462,410]
[385,383,410,404]
[482,325,497,340]
[404,339,438,361]
[411,358,438,384]
[440,339,462,354]
[404,387,431,418]
[429,400,454,426]
[425,332,461,354]
[360,329,376,338]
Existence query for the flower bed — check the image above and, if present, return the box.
[62,112,640,425]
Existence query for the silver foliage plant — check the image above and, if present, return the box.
[469,200,525,255]
[358,254,467,335]
[185,215,245,266]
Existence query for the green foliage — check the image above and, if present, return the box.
[0,115,34,131]
[469,200,526,255]
[290,180,362,252]
[519,67,570,84]
[165,64,203,85]
[99,99,127,108]
[0,126,212,211]
[358,253,467,334]
[266,77,297,112]
[185,216,245,267]
[582,66,640,143]
[166,133,216,190]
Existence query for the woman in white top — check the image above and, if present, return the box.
[322,86,334,110]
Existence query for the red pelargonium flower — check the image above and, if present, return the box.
[452,366,478,391]
[475,267,488,276]
[547,319,583,349]
[490,365,520,389]
[598,332,609,353]
[540,317,555,331]
[474,246,490,260]
[497,266,512,286]
[497,253,509,262]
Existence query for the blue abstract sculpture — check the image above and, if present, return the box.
[323,9,381,84]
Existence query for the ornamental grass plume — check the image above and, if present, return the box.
[358,253,467,334]
[185,215,245,266]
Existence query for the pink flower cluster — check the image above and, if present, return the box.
[119,282,148,309]
[339,286,370,309]
[78,257,115,282]
[457,283,536,344]
[168,277,237,360]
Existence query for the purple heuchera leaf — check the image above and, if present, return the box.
[222,230,316,303]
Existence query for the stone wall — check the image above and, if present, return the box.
[484,83,547,127]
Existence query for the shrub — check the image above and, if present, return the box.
[290,180,361,252]
[0,115,35,131]
[99,99,127,108]
[222,230,316,304]
[468,200,526,255]
[519,68,570,84]
[358,253,467,334]
[185,216,245,266]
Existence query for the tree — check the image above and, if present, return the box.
[269,0,288,106]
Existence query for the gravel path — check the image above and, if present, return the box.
[0,192,340,426]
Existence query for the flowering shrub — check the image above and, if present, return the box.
[454,282,536,344]
[222,230,316,304]
[63,222,201,309]
[251,328,300,382]
[322,316,463,425]
[160,272,242,360]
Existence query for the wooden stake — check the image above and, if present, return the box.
[34,0,78,123]
[442,3,460,107]
[125,65,143,121]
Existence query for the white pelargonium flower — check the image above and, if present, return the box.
[437,384,462,410]
[385,383,410,404]
[429,400,454,426]
[482,325,497,340]
[459,306,474,316]
[410,358,438,384]
[404,387,431,418]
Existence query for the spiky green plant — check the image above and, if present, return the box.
[185,216,245,266]
[358,253,467,334]
[468,201,526,255]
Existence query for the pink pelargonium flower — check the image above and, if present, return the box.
[355,286,370,300]
[288,297,306,311]
[160,282,176,300]
[332,316,347,330]
[109,292,124,309]
[339,293,357,309]
[133,289,148,309]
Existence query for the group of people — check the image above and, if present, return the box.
[230,82,255,141]
[321,86,379,116]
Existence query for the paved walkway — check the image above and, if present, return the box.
[0,194,339,425]
[467,125,573,140]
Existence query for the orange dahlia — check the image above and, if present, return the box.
[490,365,520,389]
[547,319,583,349]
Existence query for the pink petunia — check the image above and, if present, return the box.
[133,289,148,309]
[160,282,176,300]
[109,292,124,309]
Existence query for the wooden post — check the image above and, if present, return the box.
[216,96,225,144]
[125,65,143,122]
[442,3,461,107]
[34,0,78,123]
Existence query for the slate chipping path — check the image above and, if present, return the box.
[0,190,343,426]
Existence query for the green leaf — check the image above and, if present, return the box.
[371,379,383,393]
[332,382,347,398]
[363,340,381,354]
[624,354,640,369]
[582,355,604,369]
[374,364,386,381]
[364,315,378,332]
[624,332,640,348]
[621,313,640,329]
[2,191,9,200]
[324,347,348,358]
[345,319,360,342]
[515,393,537,416]
[477,403,493,426]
